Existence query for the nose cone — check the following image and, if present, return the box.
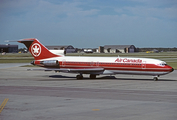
[171,68,174,72]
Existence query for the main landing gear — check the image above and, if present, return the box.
[76,74,97,79]
[76,74,83,80]
[90,74,96,79]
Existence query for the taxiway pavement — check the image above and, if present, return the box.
[0,63,177,120]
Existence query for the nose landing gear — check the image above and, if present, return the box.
[153,75,159,81]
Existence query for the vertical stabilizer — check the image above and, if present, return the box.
[18,38,62,60]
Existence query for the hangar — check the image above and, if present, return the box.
[103,45,137,53]
[46,45,77,53]
[45,45,138,54]
[0,44,18,53]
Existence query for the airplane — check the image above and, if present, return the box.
[17,38,174,81]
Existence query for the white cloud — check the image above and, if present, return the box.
[13,0,100,24]
[115,6,177,21]
[114,0,177,21]
[0,0,176,47]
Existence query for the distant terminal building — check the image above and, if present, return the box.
[103,45,138,53]
[0,44,18,53]
[46,45,77,53]
[98,46,104,53]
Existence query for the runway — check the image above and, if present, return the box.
[0,63,177,120]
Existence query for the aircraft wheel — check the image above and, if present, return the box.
[153,77,158,81]
[76,75,83,80]
[90,74,96,79]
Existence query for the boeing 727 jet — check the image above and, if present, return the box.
[17,38,174,80]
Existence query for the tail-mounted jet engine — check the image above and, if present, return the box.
[40,60,59,67]
[31,60,59,67]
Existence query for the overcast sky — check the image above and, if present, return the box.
[0,0,177,48]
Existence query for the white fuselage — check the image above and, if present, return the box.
[38,56,173,76]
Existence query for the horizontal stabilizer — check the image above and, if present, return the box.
[5,38,35,43]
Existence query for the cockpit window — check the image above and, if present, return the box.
[159,62,167,66]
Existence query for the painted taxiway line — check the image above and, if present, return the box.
[0,98,9,113]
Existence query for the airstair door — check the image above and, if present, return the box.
[141,61,146,69]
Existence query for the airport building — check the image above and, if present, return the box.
[46,45,138,54]
[46,45,77,53]
[103,45,137,53]
[0,44,18,53]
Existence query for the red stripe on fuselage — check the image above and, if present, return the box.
[57,61,172,72]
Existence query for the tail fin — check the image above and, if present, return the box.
[18,38,62,60]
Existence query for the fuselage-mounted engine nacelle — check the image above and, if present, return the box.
[31,60,59,67]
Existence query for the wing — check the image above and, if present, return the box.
[28,68,105,74]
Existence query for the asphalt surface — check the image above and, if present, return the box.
[0,63,177,120]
